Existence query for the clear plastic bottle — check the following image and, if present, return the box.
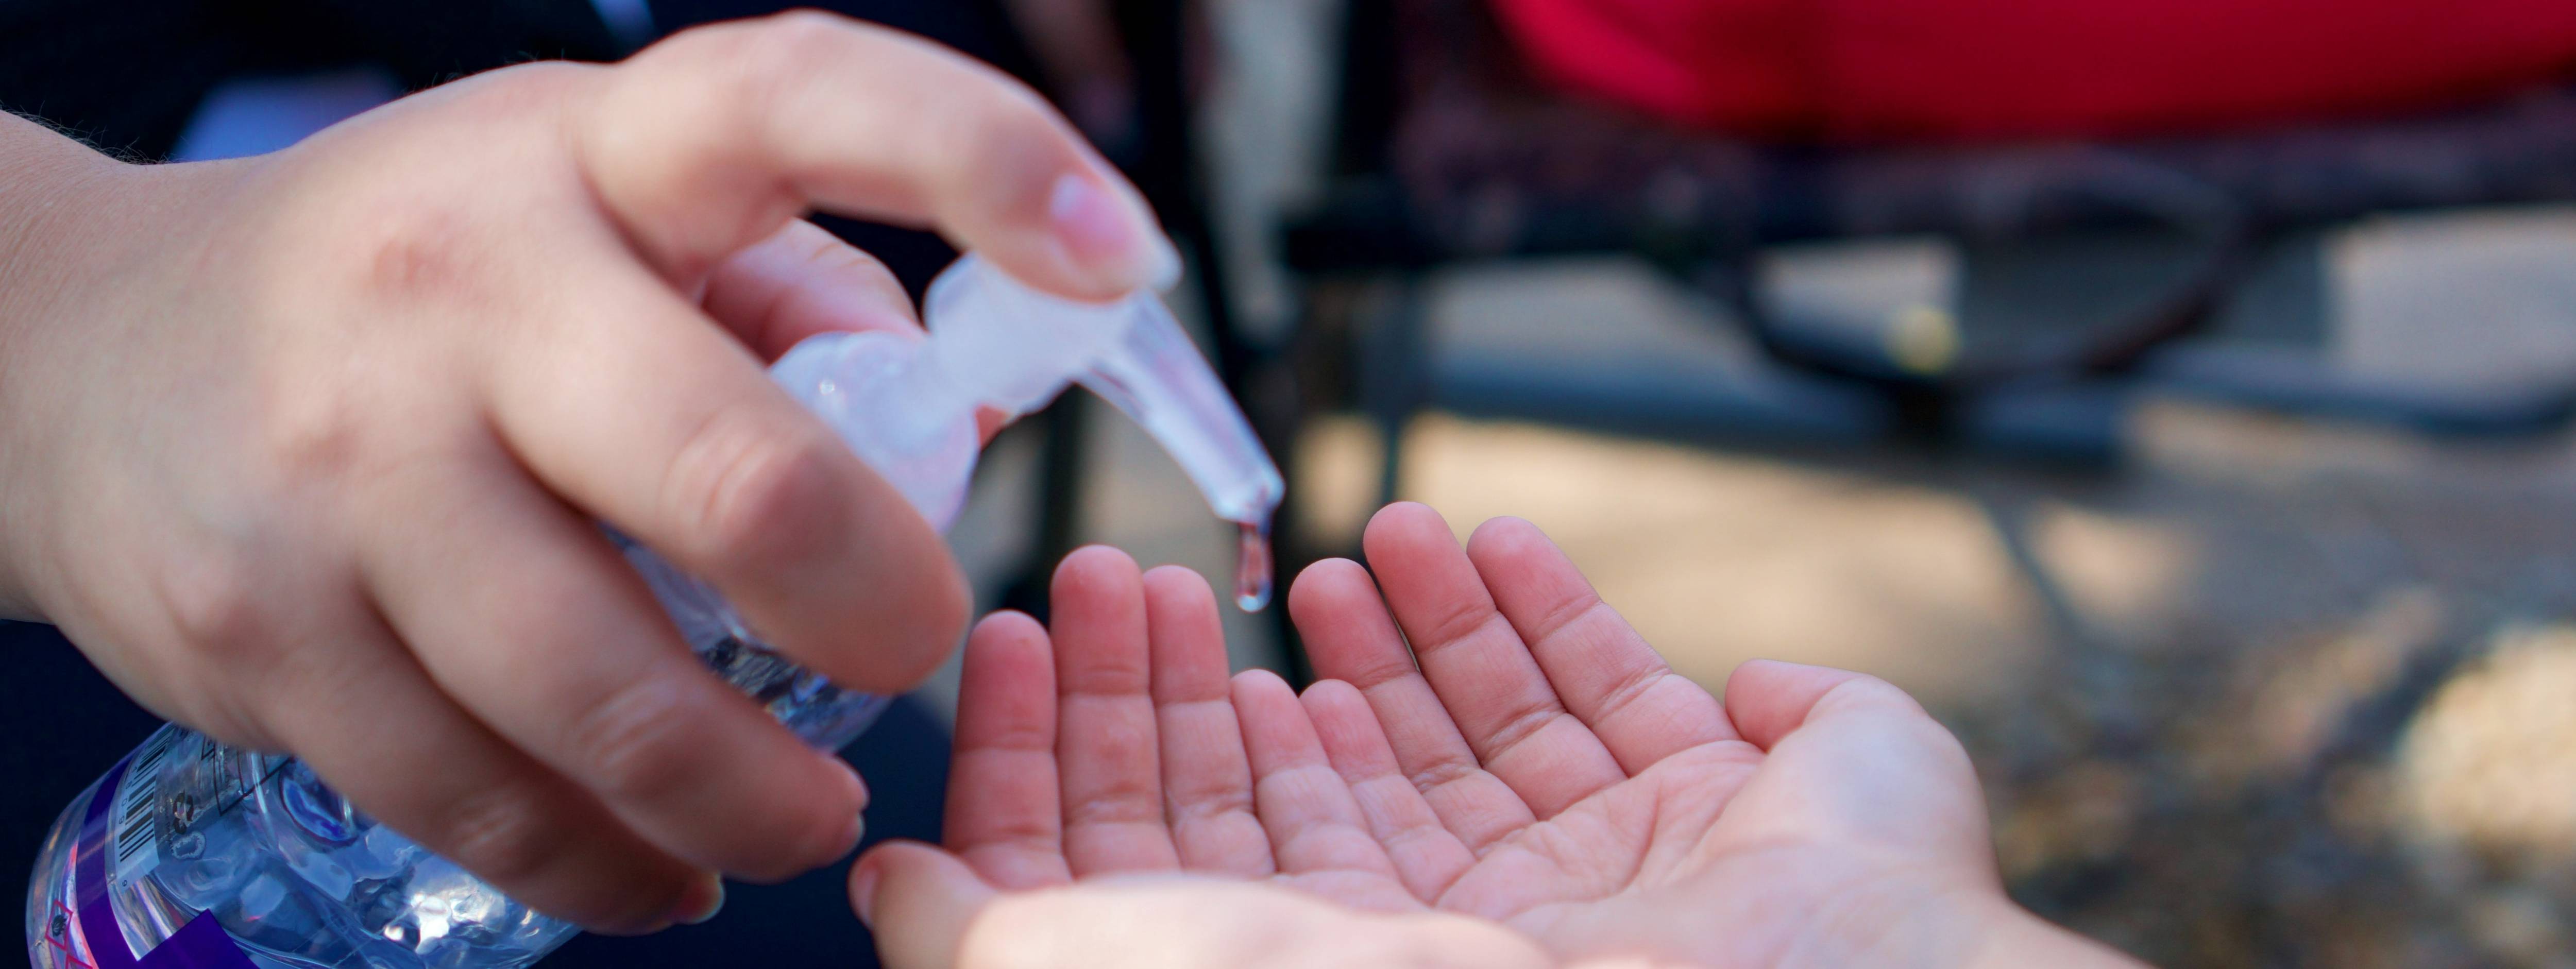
[25,256,1283,969]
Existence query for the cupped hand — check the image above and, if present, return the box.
[0,12,1174,932]
[858,504,2136,967]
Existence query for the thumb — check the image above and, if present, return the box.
[1720,659,1927,750]
[852,841,997,969]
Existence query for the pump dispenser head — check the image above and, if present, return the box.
[771,255,1286,609]
[927,257,1284,524]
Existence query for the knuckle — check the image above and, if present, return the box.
[666,408,849,573]
[253,377,368,485]
[356,203,476,300]
[265,144,518,325]
[1342,652,1418,689]
[1057,654,1150,696]
[564,675,707,803]
[438,60,600,123]
[958,88,1063,153]
[156,550,284,671]
[748,11,853,70]
[807,240,910,308]
[660,12,850,111]
[1414,601,1496,655]
[1406,755,1479,794]
[1170,780,1256,822]
[1586,666,1670,725]
[483,60,594,96]
[950,95,1075,195]
[1478,701,1563,760]
[1524,594,1607,647]
[981,715,1053,753]
[812,239,893,281]
[1064,787,1161,827]
[1821,675,1923,718]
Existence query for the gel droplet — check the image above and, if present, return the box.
[1233,519,1273,613]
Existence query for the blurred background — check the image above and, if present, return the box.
[11,0,2576,965]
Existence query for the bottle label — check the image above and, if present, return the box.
[104,728,256,892]
[106,727,182,886]
[73,737,261,969]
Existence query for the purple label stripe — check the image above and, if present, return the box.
[73,756,261,969]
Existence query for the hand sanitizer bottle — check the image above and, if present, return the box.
[25,255,1285,969]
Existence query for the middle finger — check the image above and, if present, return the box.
[1141,565,1270,876]
[1047,547,1181,875]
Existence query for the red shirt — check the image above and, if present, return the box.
[1490,0,2576,140]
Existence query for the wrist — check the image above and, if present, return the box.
[1954,896,2142,969]
[1783,874,2138,969]
[0,112,129,620]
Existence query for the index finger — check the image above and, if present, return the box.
[580,12,1179,300]
[484,260,966,695]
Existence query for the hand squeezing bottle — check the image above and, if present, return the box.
[26,255,1286,969]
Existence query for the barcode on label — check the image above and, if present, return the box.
[110,729,179,881]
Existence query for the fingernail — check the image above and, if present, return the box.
[835,811,868,860]
[850,862,883,927]
[674,874,725,926]
[1048,173,1182,292]
[822,759,870,860]
[835,757,872,812]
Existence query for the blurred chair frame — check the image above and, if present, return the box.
[1069,0,2576,672]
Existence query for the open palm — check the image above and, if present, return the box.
[926,503,2052,966]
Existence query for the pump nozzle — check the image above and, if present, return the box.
[1076,298,1283,526]
[920,254,1282,520]
[1077,283,1284,610]
[783,256,1285,609]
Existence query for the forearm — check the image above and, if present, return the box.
[0,111,123,620]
